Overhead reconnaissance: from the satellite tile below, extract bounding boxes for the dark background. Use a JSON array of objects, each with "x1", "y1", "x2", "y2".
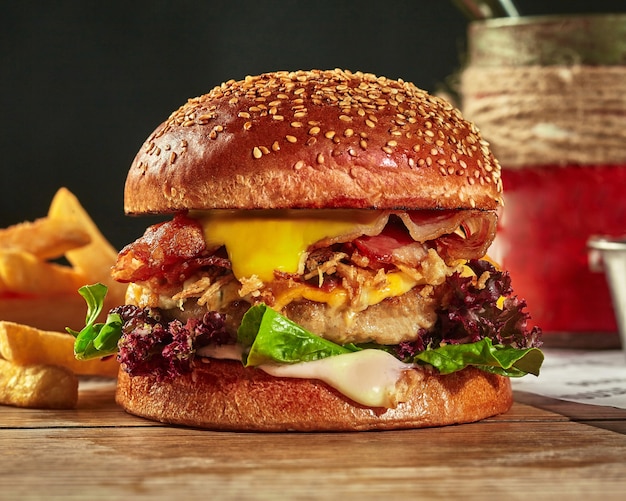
[{"x1": 2, "y1": 0, "x2": 625, "y2": 249}]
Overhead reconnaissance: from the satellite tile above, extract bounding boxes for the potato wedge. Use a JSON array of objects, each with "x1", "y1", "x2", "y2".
[
  {"x1": 0, "y1": 249, "x2": 87, "y2": 295},
  {"x1": 0, "y1": 217, "x2": 91, "y2": 260},
  {"x1": 0, "y1": 358, "x2": 78, "y2": 409},
  {"x1": 47, "y1": 187, "x2": 127, "y2": 304},
  {"x1": 0, "y1": 321, "x2": 119, "y2": 377}
]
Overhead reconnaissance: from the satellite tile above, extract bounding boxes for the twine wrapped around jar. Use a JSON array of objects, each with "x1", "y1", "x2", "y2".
[{"x1": 462, "y1": 64, "x2": 626, "y2": 167}]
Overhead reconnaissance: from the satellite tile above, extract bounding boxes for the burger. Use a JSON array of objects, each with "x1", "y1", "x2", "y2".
[{"x1": 70, "y1": 69, "x2": 543, "y2": 431}]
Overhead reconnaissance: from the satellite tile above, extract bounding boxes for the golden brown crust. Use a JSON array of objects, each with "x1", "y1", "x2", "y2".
[
  {"x1": 115, "y1": 359, "x2": 512, "y2": 431},
  {"x1": 125, "y1": 69, "x2": 503, "y2": 215}
]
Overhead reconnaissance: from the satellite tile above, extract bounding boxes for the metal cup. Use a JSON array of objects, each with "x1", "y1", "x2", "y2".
[{"x1": 588, "y1": 236, "x2": 626, "y2": 356}]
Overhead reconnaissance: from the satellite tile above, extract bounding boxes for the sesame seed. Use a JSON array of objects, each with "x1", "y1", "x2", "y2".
[
  {"x1": 252, "y1": 147, "x2": 262, "y2": 159},
  {"x1": 344, "y1": 128, "x2": 354, "y2": 137},
  {"x1": 325, "y1": 131, "x2": 336, "y2": 139},
  {"x1": 309, "y1": 126, "x2": 321, "y2": 135},
  {"x1": 316, "y1": 153, "x2": 325, "y2": 164},
  {"x1": 291, "y1": 121, "x2": 304, "y2": 128},
  {"x1": 339, "y1": 115, "x2": 352, "y2": 122},
  {"x1": 294, "y1": 160, "x2": 306, "y2": 170},
  {"x1": 365, "y1": 119, "x2": 376, "y2": 128},
  {"x1": 272, "y1": 141, "x2": 280, "y2": 151},
  {"x1": 169, "y1": 152, "x2": 177, "y2": 164},
  {"x1": 286, "y1": 135, "x2": 297, "y2": 143}
]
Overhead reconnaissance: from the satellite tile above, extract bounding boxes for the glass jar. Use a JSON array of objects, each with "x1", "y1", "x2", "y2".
[{"x1": 461, "y1": 14, "x2": 626, "y2": 340}]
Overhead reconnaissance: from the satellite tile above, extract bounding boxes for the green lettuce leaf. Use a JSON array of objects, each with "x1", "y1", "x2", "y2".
[
  {"x1": 67, "y1": 283, "x2": 123, "y2": 360},
  {"x1": 237, "y1": 304, "x2": 543, "y2": 377},
  {"x1": 413, "y1": 338, "x2": 544, "y2": 377},
  {"x1": 238, "y1": 304, "x2": 358, "y2": 366}
]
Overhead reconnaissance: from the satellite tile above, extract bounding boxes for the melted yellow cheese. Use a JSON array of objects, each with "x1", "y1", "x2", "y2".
[
  {"x1": 272, "y1": 271, "x2": 419, "y2": 311},
  {"x1": 197, "y1": 210, "x2": 383, "y2": 282}
]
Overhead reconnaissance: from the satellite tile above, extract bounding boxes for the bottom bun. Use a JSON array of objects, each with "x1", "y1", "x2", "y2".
[{"x1": 115, "y1": 359, "x2": 513, "y2": 431}]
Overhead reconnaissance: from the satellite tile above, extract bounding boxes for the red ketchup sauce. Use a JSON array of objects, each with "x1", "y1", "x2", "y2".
[{"x1": 495, "y1": 165, "x2": 626, "y2": 334}]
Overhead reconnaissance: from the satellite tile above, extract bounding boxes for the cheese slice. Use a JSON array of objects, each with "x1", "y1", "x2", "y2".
[
  {"x1": 197, "y1": 210, "x2": 384, "y2": 282},
  {"x1": 260, "y1": 349, "x2": 414, "y2": 407},
  {"x1": 195, "y1": 345, "x2": 414, "y2": 408}
]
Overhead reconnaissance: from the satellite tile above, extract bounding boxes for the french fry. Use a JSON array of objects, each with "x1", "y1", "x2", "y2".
[
  {"x1": 0, "y1": 294, "x2": 93, "y2": 335},
  {"x1": 0, "y1": 358, "x2": 78, "y2": 409},
  {"x1": 47, "y1": 187, "x2": 127, "y2": 304},
  {"x1": 0, "y1": 249, "x2": 87, "y2": 296},
  {"x1": 0, "y1": 320, "x2": 119, "y2": 378},
  {"x1": 0, "y1": 217, "x2": 90, "y2": 260}
]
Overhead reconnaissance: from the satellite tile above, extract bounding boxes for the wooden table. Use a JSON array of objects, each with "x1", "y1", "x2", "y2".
[{"x1": 2, "y1": 378, "x2": 626, "y2": 500}]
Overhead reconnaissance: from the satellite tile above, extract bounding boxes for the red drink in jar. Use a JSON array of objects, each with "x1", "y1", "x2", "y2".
[{"x1": 495, "y1": 165, "x2": 626, "y2": 334}]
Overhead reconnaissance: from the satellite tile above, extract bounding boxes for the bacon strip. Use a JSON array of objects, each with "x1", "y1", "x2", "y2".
[
  {"x1": 321, "y1": 209, "x2": 497, "y2": 262},
  {"x1": 111, "y1": 214, "x2": 229, "y2": 284}
]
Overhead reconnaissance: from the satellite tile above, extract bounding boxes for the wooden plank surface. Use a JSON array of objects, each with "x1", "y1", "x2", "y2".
[{"x1": 2, "y1": 383, "x2": 626, "y2": 499}]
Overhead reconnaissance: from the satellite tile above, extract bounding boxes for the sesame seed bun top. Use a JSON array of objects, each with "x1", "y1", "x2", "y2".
[{"x1": 124, "y1": 69, "x2": 503, "y2": 214}]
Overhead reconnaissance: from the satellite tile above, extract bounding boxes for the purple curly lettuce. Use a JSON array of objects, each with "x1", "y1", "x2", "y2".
[
  {"x1": 113, "y1": 305, "x2": 231, "y2": 380},
  {"x1": 396, "y1": 259, "x2": 542, "y2": 361}
]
